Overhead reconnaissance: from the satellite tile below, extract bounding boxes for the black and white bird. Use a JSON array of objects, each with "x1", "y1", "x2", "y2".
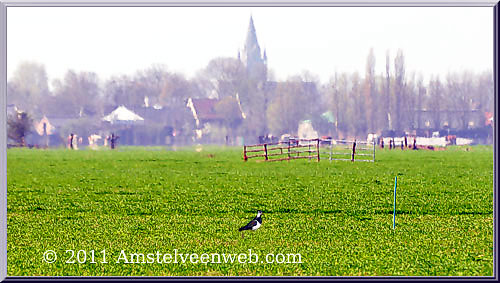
[{"x1": 239, "y1": 210, "x2": 263, "y2": 235}]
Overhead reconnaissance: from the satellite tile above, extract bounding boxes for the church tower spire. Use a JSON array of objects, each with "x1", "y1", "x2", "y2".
[{"x1": 242, "y1": 15, "x2": 264, "y2": 74}]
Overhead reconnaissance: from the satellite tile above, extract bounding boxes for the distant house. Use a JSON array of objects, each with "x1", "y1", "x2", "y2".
[
  {"x1": 186, "y1": 98, "x2": 231, "y2": 141},
  {"x1": 134, "y1": 106, "x2": 170, "y2": 126},
  {"x1": 33, "y1": 115, "x2": 81, "y2": 135},
  {"x1": 102, "y1": 105, "x2": 144, "y2": 125},
  {"x1": 27, "y1": 115, "x2": 80, "y2": 147},
  {"x1": 186, "y1": 98, "x2": 224, "y2": 128},
  {"x1": 44, "y1": 115, "x2": 81, "y2": 131},
  {"x1": 34, "y1": 115, "x2": 56, "y2": 136}
]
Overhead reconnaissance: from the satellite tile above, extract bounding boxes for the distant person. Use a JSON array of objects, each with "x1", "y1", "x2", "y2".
[
  {"x1": 413, "y1": 138, "x2": 417, "y2": 150},
  {"x1": 404, "y1": 136, "x2": 408, "y2": 148},
  {"x1": 110, "y1": 133, "x2": 119, "y2": 149},
  {"x1": 389, "y1": 139, "x2": 393, "y2": 150},
  {"x1": 73, "y1": 135, "x2": 79, "y2": 150},
  {"x1": 380, "y1": 138, "x2": 384, "y2": 149},
  {"x1": 172, "y1": 129, "x2": 177, "y2": 146},
  {"x1": 68, "y1": 133, "x2": 74, "y2": 150},
  {"x1": 351, "y1": 140, "x2": 357, "y2": 162}
]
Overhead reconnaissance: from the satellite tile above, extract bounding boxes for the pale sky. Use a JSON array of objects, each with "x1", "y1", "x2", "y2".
[{"x1": 7, "y1": 6, "x2": 494, "y2": 86}]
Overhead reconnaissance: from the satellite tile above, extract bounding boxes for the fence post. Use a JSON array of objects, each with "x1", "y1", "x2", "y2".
[
  {"x1": 373, "y1": 140, "x2": 375, "y2": 162},
  {"x1": 351, "y1": 140, "x2": 357, "y2": 162},
  {"x1": 264, "y1": 144, "x2": 268, "y2": 161},
  {"x1": 308, "y1": 141, "x2": 311, "y2": 161},
  {"x1": 330, "y1": 139, "x2": 333, "y2": 162},
  {"x1": 287, "y1": 139, "x2": 291, "y2": 161},
  {"x1": 296, "y1": 139, "x2": 299, "y2": 157},
  {"x1": 316, "y1": 138, "x2": 320, "y2": 162},
  {"x1": 244, "y1": 145, "x2": 248, "y2": 161}
]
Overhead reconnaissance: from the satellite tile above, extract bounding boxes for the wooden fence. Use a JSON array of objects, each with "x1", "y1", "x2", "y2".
[
  {"x1": 244, "y1": 138, "x2": 320, "y2": 162},
  {"x1": 243, "y1": 138, "x2": 375, "y2": 162}
]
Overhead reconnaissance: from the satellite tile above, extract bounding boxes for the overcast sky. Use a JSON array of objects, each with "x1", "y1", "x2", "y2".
[{"x1": 7, "y1": 6, "x2": 494, "y2": 86}]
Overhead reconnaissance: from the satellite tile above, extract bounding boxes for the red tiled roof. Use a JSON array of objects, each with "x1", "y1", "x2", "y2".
[{"x1": 192, "y1": 98, "x2": 223, "y2": 121}]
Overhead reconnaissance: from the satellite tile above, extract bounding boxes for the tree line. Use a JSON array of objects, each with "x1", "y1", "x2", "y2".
[
  {"x1": 7, "y1": 48, "x2": 494, "y2": 145},
  {"x1": 320, "y1": 49, "x2": 494, "y2": 139}
]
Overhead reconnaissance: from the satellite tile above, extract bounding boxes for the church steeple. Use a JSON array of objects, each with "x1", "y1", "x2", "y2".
[
  {"x1": 242, "y1": 16, "x2": 264, "y2": 73},
  {"x1": 246, "y1": 16, "x2": 258, "y2": 47}
]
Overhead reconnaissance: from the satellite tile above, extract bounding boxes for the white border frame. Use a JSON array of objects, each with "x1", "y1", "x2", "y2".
[{"x1": 0, "y1": 0, "x2": 497, "y2": 280}]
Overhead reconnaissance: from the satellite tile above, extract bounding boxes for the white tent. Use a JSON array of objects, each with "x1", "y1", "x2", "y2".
[
  {"x1": 102, "y1": 106, "x2": 144, "y2": 125},
  {"x1": 298, "y1": 120, "x2": 318, "y2": 141}
]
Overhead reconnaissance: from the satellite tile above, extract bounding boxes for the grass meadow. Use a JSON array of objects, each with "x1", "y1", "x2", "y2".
[{"x1": 6, "y1": 145, "x2": 494, "y2": 276}]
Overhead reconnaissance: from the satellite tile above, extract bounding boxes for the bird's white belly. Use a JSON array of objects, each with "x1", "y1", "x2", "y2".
[{"x1": 252, "y1": 221, "x2": 261, "y2": 230}]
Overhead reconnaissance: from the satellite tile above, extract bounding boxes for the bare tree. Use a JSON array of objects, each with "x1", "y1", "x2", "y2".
[
  {"x1": 159, "y1": 73, "x2": 191, "y2": 107},
  {"x1": 330, "y1": 73, "x2": 341, "y2": 137},
  {"x1": 7, "y1": 111, "x2": 33, "y2": 146},
  {"x1": 394, "y1": 49, "x2": 406, "y2": 132},
  {"x1": 266, "y1": 80, "x2": 309, "y2": 136},
  {"x1": 445, "y1": 72, "x2": 475, "y2": 130},
  {"x1": 416, "y1": 75, "x2": 426, "y2": 129},
  {"x1": 8, "y1": 61, "x2": 50, "y2": 116},
  {"x1": 404, "y1": 72, "x2": 417, "y2": 131},
  {"x1": 428, "y1": 76, "x2": 443, "y2": 129},
  {"x1": 199, "y1": 57, "x2": 246, "y2": 99},
  {"x1": 477, "y1": 71, "x2": 494, "y2": 116},
  {"x1": 364, "y1": 48, "x2": 377, "y2": 133},
  {"x1": 51, "y1": 70, "x2": 101, "y2": 117},
  {"x1": 137, "y1": 64, "x2": 171, "y2": 106},
  {"x1": 384, "y1": 50, "x2": 391, "y2": 130},
  {"x1": 350, "y1": 72, "x2": 366, "y2": 138},
  {"x1": 335, "y1": 73, "x2": 351, "y2": 138}
]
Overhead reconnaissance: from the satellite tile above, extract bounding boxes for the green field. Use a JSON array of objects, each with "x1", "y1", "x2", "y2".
[{"x1": 6, "y1": 146, "x2": 494, "y2": 276}]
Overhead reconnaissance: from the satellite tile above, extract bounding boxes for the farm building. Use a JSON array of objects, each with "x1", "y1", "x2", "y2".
[
  {"x1": 186, "y1": 98, "x2": 224, "y2": 129},
  {"x1": 25, "y1": 115, "x2": 81, "y2": 147},
  {"x1": 102, "y1": 105, "x2": 144, "y2": 125},
  {"x1": 101, "y1": 104, "x2": 188, "y2": 146},
  {"x1": 34, "y1": 115, "x2": 56, "y2": 136}
]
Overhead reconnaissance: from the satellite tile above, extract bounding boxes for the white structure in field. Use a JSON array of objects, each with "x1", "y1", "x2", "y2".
[
  {"x1": 102, "y1": 105, "x2": 144, "y2": 125},
  {"x1": 298, "y1": 120, "x2": 318, "y2": 140},
  {"x1": 456, "y1": 138, "x2": 474, "y2": 146},
  {"x1": 367, "y1": 133, "x2": 378, "y2": 143}
]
